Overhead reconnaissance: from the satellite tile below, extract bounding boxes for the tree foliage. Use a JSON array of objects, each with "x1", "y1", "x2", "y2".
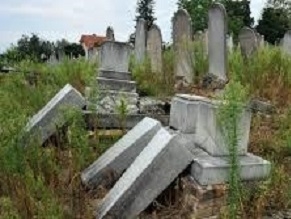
[
  {"x1": 136, "y1": 0, "x2": 156, "y2": 30},
  {"x1": 256, "y1": 0, "x2": 291, "y2": 44},
  {"x1": 177, "y1": 0, "x2": 254, "y2": 39},
  {"x1": 1, "y1": 34, "x2": 85, "y2": 64}
]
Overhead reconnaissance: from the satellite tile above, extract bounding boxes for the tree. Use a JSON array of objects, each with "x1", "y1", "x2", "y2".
[
  {"x1": 15, "y1": 34, "x2": 53, "y2": 62},
  {"x1": 177, "y1": 0, "x2": 254, "y2": 40},
  {"x1": 1, "y1": 34, "x2": 85, "y2": 64},
  {"x1": 136, "y1": 0, "x2": 156, "y2": 30},
  {"x1": 256, "y1": 6, "x2": 290, "y2": 44}
]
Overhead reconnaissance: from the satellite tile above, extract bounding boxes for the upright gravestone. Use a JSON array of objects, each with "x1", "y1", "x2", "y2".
[
  {"x1": 283, "y1": 30, "x2": 291, "y2": 55},
  {"x1": 135, "y1": 18, "x2": 146, "y2": 63},
  {"x1": 239, "y1": 27, "x2": 258, "y2": 59},
  {"x1": 146, "y1": 24, "x2": 163, "y2": 73},
  {"x1": 208, "y1": 3, "x2": 228, "y2": 81},
  {"x1": 96, "y1": 41, "x2": 139, "y2": 114},
  {"x1": 106, "y1": 26, "x2": 115, "y2": 41},
  {"x1": 173, "y1": 9, "x2": 193, "y2": 84}
]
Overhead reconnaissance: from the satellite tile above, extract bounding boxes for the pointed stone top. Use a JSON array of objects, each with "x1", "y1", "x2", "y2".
[
  {"x1": 210, "y1": 2, "x2": 227, "y2": 15},
  {"x1": 174, "y1": 8, "x2": 191, "y2": 20}
]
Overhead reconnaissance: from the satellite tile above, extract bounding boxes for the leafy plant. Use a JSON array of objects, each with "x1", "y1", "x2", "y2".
[{"x1": 217, "y1": 80, "x2": 249, "y2": 218}]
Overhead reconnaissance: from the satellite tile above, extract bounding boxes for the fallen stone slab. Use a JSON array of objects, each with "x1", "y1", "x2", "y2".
[
  {"x1": 81, "y1": 117, "x2": 162, "y2": 188},
  {"x1": 191, "y1": 153, "x2": 271, "y2": 186},
  {"x1": 22, "y1": 84, "x2": 86, "y2": 146},
  {"x1": 97, "y1": 77, "x2": 136, "y2": 92},
  {"x1": 96, "y1": 128, "x2": 193, "y2": 219},
  {"x1": 83, "y1": 111, "x2": 170, "y2": 129}
]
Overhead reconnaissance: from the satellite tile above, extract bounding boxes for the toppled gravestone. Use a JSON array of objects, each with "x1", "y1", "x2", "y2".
[
  {"x1": 97, "y1": 128, "x2": 194, "y2": 219},
  {"x1": 82, "y1": 93, "x2": 271, "y2": 219},
  {"x1": 22, "y1": 84, "x2": 86, "y2": 146},
  {"x1": 170, "y1": 94, "x2": 251, "y2": 156},
  {"x1": 81, "y1": 117, "x2": 162, "y2": 188},
  {"x1": 170, "y1": 94, "x2": 271, "y2": 185}
]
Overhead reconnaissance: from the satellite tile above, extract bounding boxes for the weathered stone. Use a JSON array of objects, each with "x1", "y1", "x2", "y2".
[
  {"x1": 83, "y1": 111, "x2": 170, "y2": 129},
  {"x1": 170, "y1": 94, "x2": 251, "y2": 156},
  {"x1": 173, "y1": 9, "x2": 193, "y2": 84},
  {"x1": 106, "y1": 26, "x2": 115, "y2": 41},
  {"x1": 23, "y1": 84, "x2": 86, "y2": 146},
  {"x1": 208, "y1": 3, "x2": 228, "y2": 81},
  {"x1": 98, "y1": 69, "x2": 131, "y2": 81},
  {"x1": 139, "y1": 97, "x2": 168, "y2": 115},
  {"x1": 97, "y1": 90, "x2": 139, "y2": 114},
  {"x1": 96, "y1": 129, "x2": 193, "y2": 219},
  {"x1": 147, "y1": 24, "x2": 163, "y2": 73},
  {"x1": 239, "y1": 27, "x2": 258, "y2": 59},
  {"x1": 98, "y1": 41, "x2": 132, "y2": 72},
  {"x1": 283, "y1": 30, "x2": 291, "y2": 55},
  {"x1": 81, "y1": 117, "x2": 162, "y2": 188},
  {"x1": 249, "y1": 99, "x2": 275, "y2": 114},
  {"x1": 135, "y1": 18, "x2": 146, "y2": 63},
  {"x1": 191, "y1": 153, "x2": 271, "y2": 186},
  {"x1": 97, "y1": 77, "x2": 137, "y2": 92}
]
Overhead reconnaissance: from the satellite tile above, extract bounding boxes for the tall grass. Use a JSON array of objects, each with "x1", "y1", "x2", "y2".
[{"x1": 0, "y1": 58, "x2": 114, "y2": 218}]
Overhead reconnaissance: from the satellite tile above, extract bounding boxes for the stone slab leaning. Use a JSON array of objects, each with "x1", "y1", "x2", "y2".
[
  {"x1": 81, "y1": 117, "x2": 162, "y2": 188},
  {"x1": 21, "y1": 84, "x2": 86, "y2": 146},
  {"x1": 96, "y1": 128, "x2": 194, "y2": 219}
]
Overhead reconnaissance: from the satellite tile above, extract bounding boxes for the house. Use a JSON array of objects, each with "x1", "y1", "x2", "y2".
[{"x1": 79, "y1": 34, "x2": 107, "y2": 60}]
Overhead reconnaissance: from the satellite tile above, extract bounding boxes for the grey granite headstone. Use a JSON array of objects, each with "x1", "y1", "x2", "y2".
[
  {"x1": 172, "y1": 9, "x2": 194, "y2": 84},
  {"x1": 98, "y1": 41, "x2": 132, "y2": 72},
  {"x1": 96, "y1": 128, "x2": 193, "y2": 219},
  {"x1": 239, "y1": 27, "x2": 258, "y2": 59},
  {"x1": 81, "y1": 117, "x2": 162, "y2": 188},
  {"x1": 208, "y1": 3, "x2": 228, "y2": 81},
  {"x1": 146, "y1": 24, "x2": 163, "y2": 73},
  {"x1": 106, "y1": 26, "x2": 115, "y2": 41},
  {"x1": 23, "y1": 84, "x2": 86, "y2": 146},
  {"x1": 283, "y1": 30, "x2": 291, "y2": 55},
  {"x1": 135, "y1": 18, "x2": 146, "y2": 63}
]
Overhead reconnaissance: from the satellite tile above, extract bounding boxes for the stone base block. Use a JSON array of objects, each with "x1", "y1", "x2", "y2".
[
  {"x1": 98, "y1": 69, "x2": 132, "y2": 81},
  {"x1": 191, "y1": 153, "x2": 271, "y2": 186},
  {"x1": 97, "y1": 77, "x2": 136, "y2": 92},
  {"x1": 97, "y1": 90, "x2": 139, "y2": 114}
]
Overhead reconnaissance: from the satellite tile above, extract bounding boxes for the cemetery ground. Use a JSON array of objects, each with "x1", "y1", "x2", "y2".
[{"x1": 1, "y1": 45, "x2": 291, "y2": 219}]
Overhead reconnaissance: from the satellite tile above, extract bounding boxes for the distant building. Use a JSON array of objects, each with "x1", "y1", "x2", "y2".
[{"x1": 79, "y1": 34, "x2": 107, "y2": 60}]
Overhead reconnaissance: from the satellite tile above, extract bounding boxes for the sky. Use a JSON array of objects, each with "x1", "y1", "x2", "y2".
[{"x1": 0, "y1": 0, "x2": 267, "y2": 52}]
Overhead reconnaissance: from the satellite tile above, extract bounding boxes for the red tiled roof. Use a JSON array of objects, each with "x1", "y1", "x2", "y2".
[{"x1": 80, "y1": 34, "x2": 107, "y2": 48}]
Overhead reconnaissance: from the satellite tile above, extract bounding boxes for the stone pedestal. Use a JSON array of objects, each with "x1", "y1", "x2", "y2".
[
  {"x1": 169, "y1": 94, "x2": 271, "y2": 186},
  {"x1": 170, "y1": 94, "x2": 251, "y2": 156},
  {"x1": 90, "y1": 41, "x2": 139, "y2": 114}
]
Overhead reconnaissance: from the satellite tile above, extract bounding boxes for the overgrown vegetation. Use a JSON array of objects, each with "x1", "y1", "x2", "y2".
[
  {"x1": 217, "y1": 81, "x2": 249, "y2": 218},
  {"x1": 0, "y1": 59, "x2": 117, "y2": 218},
  {"x1": 2, "y1": 42, "x2": 291, "y2": 218},
  {"x1": 131, "y1": 44, "x2": 291, "y2": 218}
]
